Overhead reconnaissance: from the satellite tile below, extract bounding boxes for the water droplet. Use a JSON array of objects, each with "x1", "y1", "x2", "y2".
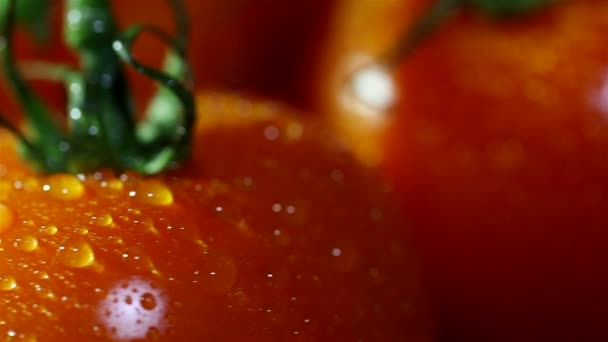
[
  {"x1": 74, "y1": 227, "x2": 89, "y2": 235},
  {"x1": 131, "y1": 180, "x2": 173, "y2": 206},
  {"x1": 285, "y1": 122, "x2": 303, "y2": 141},
  {"x1": 108, "y1": 179, "x2": 124, "y2": 190},
  {"x1": 58, "y1": 239, "x2": 95, "y2": 268},
  {"x1": 36, "y1": 271, "x2": 50, "y2": 280},
  {"x1": 22, "y1": 178, "x2": 40, "y2": 192},
  {"x1": 122, "y1": 246, "x2": 161, "y2": 276},
  {"x1": 13, "y1": 180, "x2": 23, "y2": 190},
  {"x1": 264, "y1": 125, "x2": 280, "y2": 141},
  {"x1": 20, "y1": 333, "x2": 37, "y2": 342},
  {"x1": 96, "y1": 179, "x2": 124, "y2": 198},
  {"x1": 14, "y1": 235, "x2": 38, "y2": 252},
  {"x1": 43, "y1": 174, "x2": 84, "y2": 200},
  {"x1": 110, "y1": 236, "x2": 124, "y2": 245},
  {"x1": 0, "y1": 274, "x2": 17, "y2": 291},
  {"x1": 0, "y1": 204, "x2": 14, "y2": 233},
  {"x1": 0, "y1": 180, "x2": 9, "y2": 199},
  {"x1": 40, "y1": 225, "x2": 58, "y2": 235},
  {"x1": 91, "y1": 213, "x2": 113, "y2": 227},
  {"x1": 272, "y1": 203, "x2": 282, "y2": 213},
  {"x1": 264, "y1": 265, "x2": 290, "y2": 289},
  {"x1": 140, "y1": 293, "x2": 157, "y2": 310},
  {"x1": 193, "y1": 251, "x2": 237, "y2": 294},
  {"x1": 330, "y1": 240, "x2": 358, "y2": 272},
  {"x1": 146, "y1": 326, "x2": 161, "y2": 340}
]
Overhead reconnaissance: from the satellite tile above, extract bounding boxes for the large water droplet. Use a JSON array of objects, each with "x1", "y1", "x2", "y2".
[
  {"x1": 43, "y1": 174, "x2": 85, "y2": 200},
  {"x1": 0, "y1": 203, "x2": 14, "y2": 233},
  {"x1": 131, "y1": 180, "x2": 173, "y2": 206},
  {"x1": 140, "y1": 293, "x2": 157, "y2": 310},
  {"x1": 0, "y1": 274, "x2": 17, "y2": 291},
  {"x1": 58, "y1": 239, "x2": 95, "y2": 268},
  {"x1": 14, "y1": 235, "x2": 38, "y2": 252},
  {"x1": 40, "y1": 225, "x2": 58, "y2": 235},
  {"x1": 95, "y1": 178, "x2": 124, "y2": 198},
  {"x1": 91, "y1": 213, "x2": 113, "y2": 227},
  {"x1": 74, "y1": 227, "x2": 89, "y2": 236}
]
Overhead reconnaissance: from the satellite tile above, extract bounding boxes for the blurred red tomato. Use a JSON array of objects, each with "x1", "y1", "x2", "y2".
[
  {"x1": 388, "y1": 1, "x2": 608, "y2": 341},
  {"x1": 316, "y1": 0, "x2": 608, "y2": 340}
]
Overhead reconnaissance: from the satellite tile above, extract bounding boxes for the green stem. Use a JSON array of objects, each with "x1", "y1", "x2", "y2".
[
  {"x1": 0, "y1": 0, "x2": 67, "y2": 172},
  {"x1": 0, "y1": 0, "x2": 195, "y2": 174},
  {"x1": 138, "y1": 0, "x2": 192, "y2": 148},
  {"x1": 113, "y1": 24, "x2": 195, "y2": 174},
  {"x1": 383, "y1": 0, "x2": 559, "y2": 68},
  {"x1": 382, "y1": 0, "x2": 460, "y2": 68}
]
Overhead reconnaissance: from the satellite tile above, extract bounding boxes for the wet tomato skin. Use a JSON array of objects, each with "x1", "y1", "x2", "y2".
[
  {"x1": 312, "y1": 0, "x2": 608, "y2": 340},
  {"x1": 0, "y1": 94, "x2": 431, "y2": 341}
]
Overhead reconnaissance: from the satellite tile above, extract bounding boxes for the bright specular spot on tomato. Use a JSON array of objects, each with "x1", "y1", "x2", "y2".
[
  {"x1": 349, "y1": 63, "x2": 397, "y2": 112},
  {"x1": 99, "y1": 277, "x2": 168, "y2": 340}
]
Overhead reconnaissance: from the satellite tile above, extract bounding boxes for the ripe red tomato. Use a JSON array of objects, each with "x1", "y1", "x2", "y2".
[
  {"x1": 390, "y1": 2, "x2": 608, "y2": 340},
  {"x1": 317, "y1": 0, "x2": 608, "y2": 340},
  {"x1": 0, "y1": 93, "x2": 432, "y2": 340}
]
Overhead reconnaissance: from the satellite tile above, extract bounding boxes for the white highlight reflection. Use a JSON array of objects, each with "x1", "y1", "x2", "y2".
[
  {"x1": 351, "y1": 64, "x2": 396, "y2": 110},
  {"x1": 340, "y1": 54, "x2": 397, "y2": 122},
  {"x1": 98, "y1": 277, "x2": 169, "y2": 341}
]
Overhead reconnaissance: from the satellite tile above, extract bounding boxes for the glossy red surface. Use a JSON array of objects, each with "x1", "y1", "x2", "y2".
[
  {"x1": 0, "y1": 94, "x2": 431, "y2": 341},
  {"x1": 388, "y1": 1, "x2": 608, "y2": 340}
]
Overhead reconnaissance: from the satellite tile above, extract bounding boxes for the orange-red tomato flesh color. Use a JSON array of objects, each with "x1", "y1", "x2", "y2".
[{"x1": 0, "y1": 94, "x2": 431, "y2": 341}]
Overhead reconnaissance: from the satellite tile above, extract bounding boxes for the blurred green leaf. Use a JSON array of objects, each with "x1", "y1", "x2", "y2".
[
  {"x1": 471, "y1": 0, "x2": 556, "y2": 16},
  {"x1": 0, "y1": 0, "x2": 54, "y2": 43}
]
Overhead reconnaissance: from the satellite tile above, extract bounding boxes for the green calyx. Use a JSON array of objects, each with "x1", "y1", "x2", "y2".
[
  {"x1": 471, "y1": 0, "x2": 556, "y2": 16},
  {"x1": 384, "y1": 0, "x2": 558, "y2": 67},
  {"x1": 0, "y1": 0, "x2": 195, "y2": 175}
]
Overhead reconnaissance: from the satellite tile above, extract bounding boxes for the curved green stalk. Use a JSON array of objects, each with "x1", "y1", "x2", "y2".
[
  {"x1": 472, "y1": 0, "x2": 557, "y2": 16},
  {"x1": 113, "y1": 24, "x2": 194, "y2": 173},
  {"x1": 382, "y1": 0, "x2": 559, "y2": 67},
  {"x1": 138, "y1": 0, "x2": 193, "y2": 148},
  {"x1": 383, "y1": 0, "x2": 460, "y2": 68},
  {"x1": 0, "y1": 0, "x2": 67, "y2": 172},
  {"x1": 0, "y1": 0, "x2": 195, "y2": 175},
  {"x1": 0, "y1": 0, "x2": 55, "y2": 43}
]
